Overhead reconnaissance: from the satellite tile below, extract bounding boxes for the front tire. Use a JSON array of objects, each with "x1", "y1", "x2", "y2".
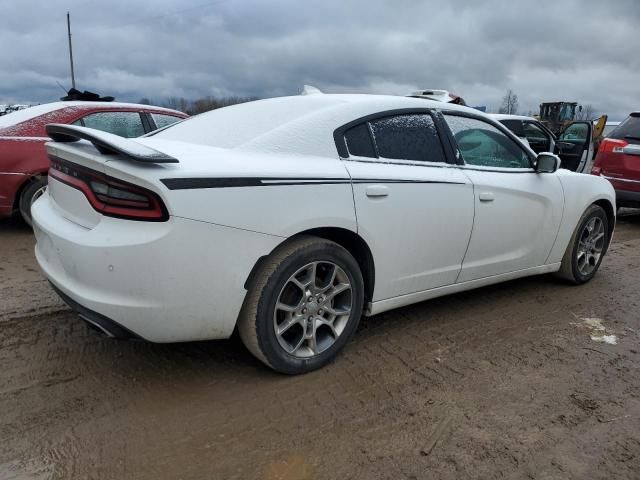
[
  {"x1": 19, "y1": 176, "x2": 47, "y2": 228},
  {"x1": 238, "y1": 236, "x2": 364, "y2": 374},
  {"x1": 556, "y1": 205, "x2": 609, "y2": 284}
]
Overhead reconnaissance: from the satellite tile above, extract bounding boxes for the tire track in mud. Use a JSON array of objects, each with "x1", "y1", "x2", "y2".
[{"x1": 1, "y1": 214, "x2": 640, "y2": 479}]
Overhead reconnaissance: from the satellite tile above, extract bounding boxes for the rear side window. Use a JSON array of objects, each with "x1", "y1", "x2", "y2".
[
  {"x1": 609, "y1": 114, "x2": 640, "y2": 145},
  {"x1": 151, "y1": 113, "x2": 183, "y2": 130},
  {"x1": 75, "y1": 111, "x2": 145, "y2": 138},
  {"x1": 344, "y1": 123, "x2": 376, "y2": 158},
  {"x1": 369, "y1": 114, "x2": 445, "y2": 163}
]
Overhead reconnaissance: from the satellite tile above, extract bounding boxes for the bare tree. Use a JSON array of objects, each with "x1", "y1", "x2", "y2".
[
  {"x1": 162, "y1": 97, "x2": 191, "y2": 113},
  {"x1": 498, "y1": 89, "x2": 519, "y2": 115},
  {"x1": 575, "y1": 104, "x2": 597, "y2": 121}
]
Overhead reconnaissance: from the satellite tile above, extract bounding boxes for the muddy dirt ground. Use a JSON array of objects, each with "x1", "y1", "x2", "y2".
[{"x1": 1, "y1": 213, "x2": 640, "y2": 480}]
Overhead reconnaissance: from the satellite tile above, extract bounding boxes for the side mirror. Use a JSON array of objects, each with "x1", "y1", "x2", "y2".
[{"x1": 536, "y1": 153, "x2": 561, "y2": 173}]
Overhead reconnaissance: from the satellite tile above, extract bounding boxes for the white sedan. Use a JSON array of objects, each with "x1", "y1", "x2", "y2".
[{"x1": 32, "y1": 89, "x2": 615, "y2": 374}]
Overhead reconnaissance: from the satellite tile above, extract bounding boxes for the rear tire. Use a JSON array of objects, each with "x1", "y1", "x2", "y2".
[
  {"x1": 238, "y1": 236, "x2": 364, "y2": 374},
  {"x1": 19, "y1": 176, "x2": 47, "y2": 228},
  {"x1": 555, "y1": 205, "x2": 609, "y2": 284}
]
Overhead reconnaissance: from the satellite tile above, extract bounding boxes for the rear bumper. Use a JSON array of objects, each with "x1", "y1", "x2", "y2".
[
  {"x1": 32, "y1": 191, "x2": 282, "y2": 342},
  {"x1": 51, "y1": 282, "x2": 143, "y2": 340}
]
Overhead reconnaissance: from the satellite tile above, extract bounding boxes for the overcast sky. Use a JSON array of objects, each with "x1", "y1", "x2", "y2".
[{"x1": 1, "y1": 0, "x2": 638, "y2": 119}]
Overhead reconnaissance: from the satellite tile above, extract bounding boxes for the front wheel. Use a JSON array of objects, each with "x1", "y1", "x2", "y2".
[
  {"x1": 556, "y1": 205, "x2": 609, "y2": 284},
  {"x1": 238, "y1": 236, "x2": 364, "y2": 374},
  {"x1": 19, "y1": 176, "x2": 48, "y2": 228}
]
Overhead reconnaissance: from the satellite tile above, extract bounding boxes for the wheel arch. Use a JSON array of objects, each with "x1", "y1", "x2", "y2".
[
  {"x1": 593, "y1": 198, "x2": 615, "y2": 253},
  {"x1": 12, "y1": 171, "x2": 47, "y2": 212},
  {"x1": 244, "y1": 227, "x2": 376, "y2": 305}
]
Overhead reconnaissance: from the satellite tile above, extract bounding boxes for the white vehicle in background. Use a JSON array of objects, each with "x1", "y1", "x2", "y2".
[
  {"x1": 32, "y1": 89, "x2": 615, "y2": 374},
  {"x1": 603, "y1": 121, "x2": 620, "y2": 137},
  {"x1": 489, "y1": 114, "x2": 557, "y2": 154}
]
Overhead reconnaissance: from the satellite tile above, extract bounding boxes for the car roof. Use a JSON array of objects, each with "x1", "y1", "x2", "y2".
[
  {"x1": 0, "y1": 101, "x2": 184, "y2": 129},
  {"x1": 152, "y1": 93, "x2": 477, "y2": 158},
  {"x1": 488, "y1": 113, "x2": 537, "y2": 121}
]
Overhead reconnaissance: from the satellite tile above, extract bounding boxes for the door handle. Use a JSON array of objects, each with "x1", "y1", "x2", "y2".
[
  {"x1": 366, "y1": 185, "x2": 389, "y2": 197},
  {"x1": 479, "y1": 192, "x2": 494, "y2": 202}
]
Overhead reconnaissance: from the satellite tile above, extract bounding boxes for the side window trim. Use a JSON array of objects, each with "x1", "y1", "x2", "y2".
[
  {"x1": 333, "y1": 108, "x2": 457, "y2": 165},
  {"x1": 439, "y1": 110, "x2": 536, "y2": 171}
]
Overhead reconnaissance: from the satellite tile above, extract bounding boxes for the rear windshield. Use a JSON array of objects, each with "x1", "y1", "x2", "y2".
[
  {"x1": 151, "y1": 96, "x2": 341, "y2": 148},
  {"x1": 609, "y1": 114, "x2": 640, "y2": 144}
]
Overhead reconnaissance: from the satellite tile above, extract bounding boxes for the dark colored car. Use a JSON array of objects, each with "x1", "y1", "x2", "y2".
[
  {"x1": 0, "y1": 101, "x2": 187, "y2": 225},
  {"x1": 591, "y1": 112, "x2": 640, "y2": 208}
]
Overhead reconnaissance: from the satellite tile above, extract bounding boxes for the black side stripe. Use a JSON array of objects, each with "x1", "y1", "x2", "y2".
[{"x1": 160, "y1": 177, "x2": 464, "y2": 190}]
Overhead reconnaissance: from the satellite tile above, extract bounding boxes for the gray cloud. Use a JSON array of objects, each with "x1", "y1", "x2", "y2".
[{"x1": 0, "y1": 0, "x2": 638, "y2": 119}]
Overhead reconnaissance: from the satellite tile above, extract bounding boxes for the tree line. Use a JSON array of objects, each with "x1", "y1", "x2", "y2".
[
  {"x1": 497, "y1": 89, "x2": 598, "y2": 120},
  {"x1": 138, "y1": 95, "x2": 259, "y2": 115}
]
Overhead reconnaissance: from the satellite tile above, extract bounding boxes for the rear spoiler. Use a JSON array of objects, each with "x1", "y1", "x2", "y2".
[{"x1": 45, "y1": 124, "x2": 178, "y2": 163}]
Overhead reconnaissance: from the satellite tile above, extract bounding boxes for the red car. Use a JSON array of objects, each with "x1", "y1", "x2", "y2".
[
  {"x1": 591, "y1": 112, "x2": 640, "y2": 208},
  {"x1": 0, "y1": 101, "x2": 187, "y2": 225}
]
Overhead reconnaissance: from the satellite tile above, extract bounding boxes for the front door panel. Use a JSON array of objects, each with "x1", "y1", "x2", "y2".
[
  {"x1": 457, "y1": 170, "x2": 564, "y2": 282},
  {"x1": 556, "y1": 121, "x2": 593, "y2": 172}
]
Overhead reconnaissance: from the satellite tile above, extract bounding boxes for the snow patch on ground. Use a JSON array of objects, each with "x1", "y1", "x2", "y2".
[{"x1": 572, "y1": 316, "x2": 618, "y2": 345}]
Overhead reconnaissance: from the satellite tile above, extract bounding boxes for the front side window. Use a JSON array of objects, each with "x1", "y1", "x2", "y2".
[
  {"x1": 369, "y1": 114, "x2": 445, "y2": 163},
  {"x1": 76, "y1": 111, "x2": 145, "y2": 138},
  {"x1": 444, "y1": 114, "x2": 531, "y2": 169},
  {"x1": 559, "y1": 123, "x2": 589, "y2": 142}
]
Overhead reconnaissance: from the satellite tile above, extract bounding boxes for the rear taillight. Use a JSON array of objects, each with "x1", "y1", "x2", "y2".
[
  {"x1": 49, "y1": 157, "x2": 168, "y2": 221},
  {"x1": 591, "y1": 138, "x2": 629, "y2": 175},
  {"x1": 599, "y1": 138, "x2": 628, "y2": 154}
]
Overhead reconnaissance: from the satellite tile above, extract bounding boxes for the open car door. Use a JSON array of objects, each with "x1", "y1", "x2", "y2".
[{"x1": 555, "y1": 121, "x2": 594, "y2": 172}]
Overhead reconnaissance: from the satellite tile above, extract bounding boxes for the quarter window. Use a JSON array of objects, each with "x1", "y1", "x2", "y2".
[
  {"x1": 444, "y1": 115, "x2": 531, "y2": 169},
  {"x1": 344, "y1": 123, "x2": 376, "y2": 158},
  {"x1": 369, "y1": 114, "x2": 445, "y2": 163},
  {"x1": 75, "y1": 111, "x2": 145, "y2": 138}
]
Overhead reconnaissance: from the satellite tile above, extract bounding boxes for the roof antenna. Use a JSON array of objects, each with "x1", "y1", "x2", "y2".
[
  {"x1": 56, "y1": 81, "x2": 69, "y2": 94},
  {"x1": 301, "y1": 85, "x2": 323, "y2": 96},
  {"x1": 67, "y1": 12, "x2": 76, "y2": 89}
]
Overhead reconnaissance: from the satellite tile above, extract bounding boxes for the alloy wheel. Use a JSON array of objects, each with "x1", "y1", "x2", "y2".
[
  {"x1": 576, "y1": 216, "x2": 605, "y2": 276},
  {"x1": 273, "y1": 261, "x2": 353, "y2": 358}
]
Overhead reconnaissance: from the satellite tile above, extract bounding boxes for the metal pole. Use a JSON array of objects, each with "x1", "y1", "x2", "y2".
[{"x1": 67, "y1": 12, "x2": 76, "y2": 89}]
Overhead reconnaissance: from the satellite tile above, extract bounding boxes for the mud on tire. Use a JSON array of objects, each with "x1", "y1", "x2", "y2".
[
  {"x1": 238, "y1": 235, "x2": 364, "y2": 375},
  {"x1": 556, "y1": 204, "x2": 609, "y2": 285}
]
